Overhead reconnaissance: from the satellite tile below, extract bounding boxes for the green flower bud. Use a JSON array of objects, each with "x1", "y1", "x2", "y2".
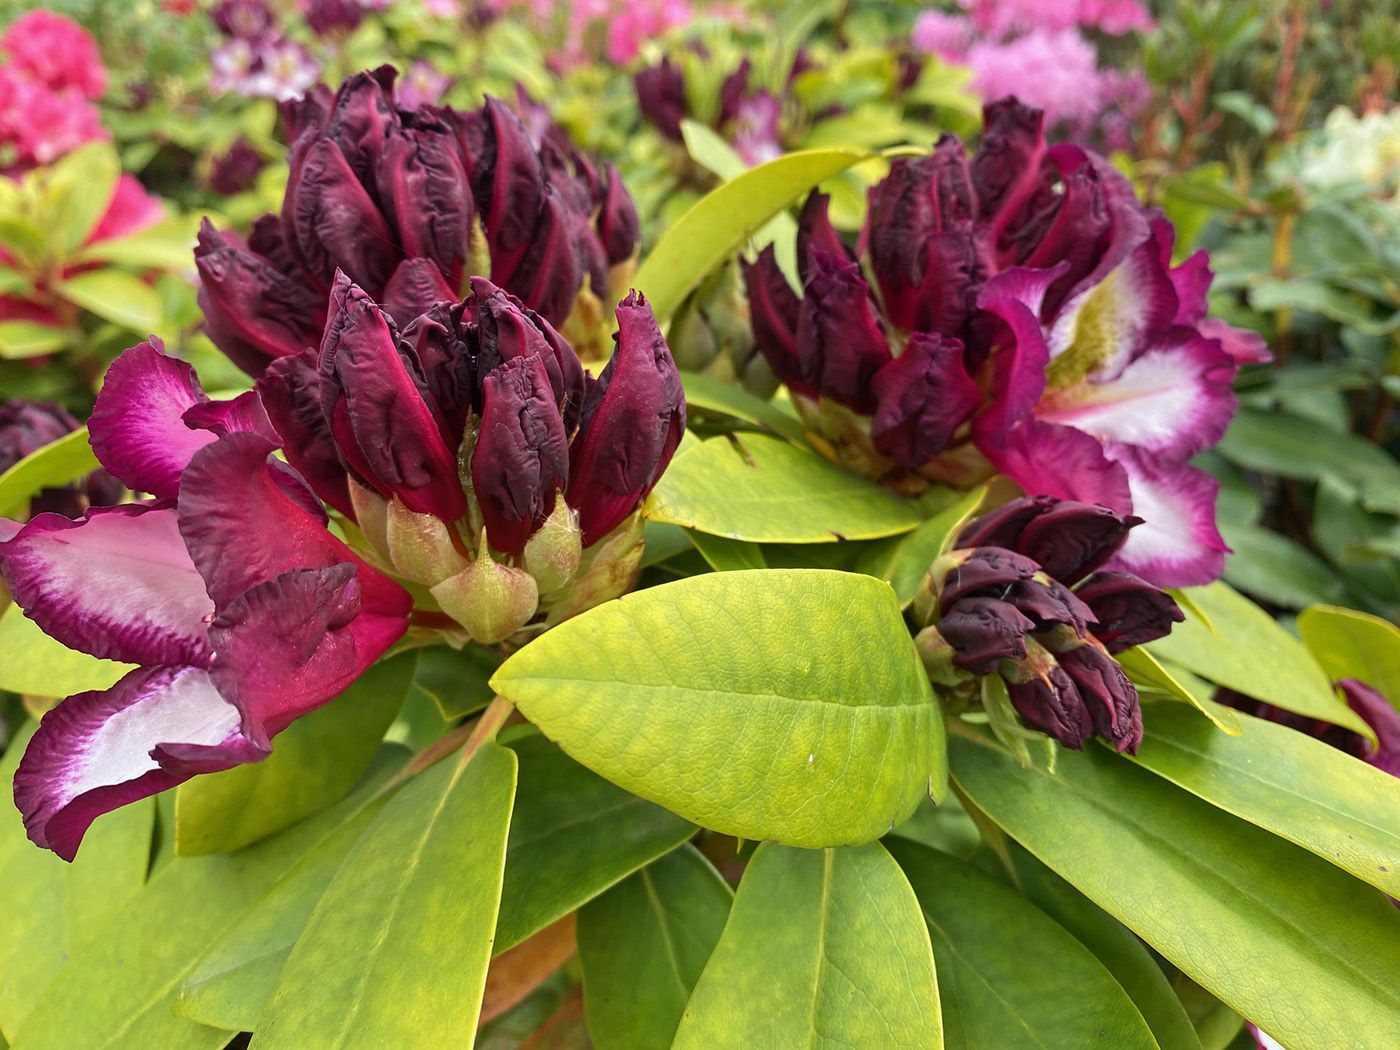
[
  {"x1": 544, "y1": 511, "x2": 645, "y2": 624},
  {"x1": 430, "y1": 541, "x2": 540, "y2": 645},
  {"x1": 523, "y1": 499, "x2": 583, "y2": 598},
  {"x1": 384, "y1": 496, "x2": 470, "y2": 586},
  {"x1": 348, "y1": 478, "x2": 390, "y2": 560}
]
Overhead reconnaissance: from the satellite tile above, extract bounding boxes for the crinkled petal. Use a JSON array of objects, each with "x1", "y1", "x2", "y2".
[
  {"x1": 0, "y1": 503, "x2": 213, "y2": 666},
  {"x1": 1199, "y1": 317, "x2": 1272, "y2": 365},
  {"x1": 208, "y1": 564, "x2": 405, "y2": 746},
  {"x1": 88, "y1": 339, "x2": 214, "y2": 499},
  {"x1": 1102, "y1": 450, "x2": 1228, "y2": 587},
  {"x1": 181, "y1": 390, "x2": 278, "y2": 442},
  {"x1": 177, "y1": 430, "x2": 412, "y2": 629},
  {"x1": 257, "y1": 350, "x2": 354, "y2": 518},
  {"x1": 14, "y1": 666, "x2": 255, "y2": 860},
  {"x1": 1037, "y1": 328, "x2": 1237, "y2": 462}
]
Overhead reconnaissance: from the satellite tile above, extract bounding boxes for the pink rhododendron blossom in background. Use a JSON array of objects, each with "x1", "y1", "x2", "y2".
[
  {"x1": 605, "y1": 0, "x2": 693, "y2": 64},
  {"x1": 0, "y1": 11, "x2": 106, "y2": 99},
  {"x1": 421, "y1": 0, "x2": 461, "y2": 16},
  {"x1": 397, "y1": 60, "x2": 452, "y2": 110},
  {"x1": 961, "y1": 0, "x2": 1153, "y2": 36},
  {"x1": 0, "y1": 69, "x2": 106, "y2": 170},
  {"x1": 965, "y1": 28, "x2": 1103, "y2": 127},
  {"x1": 732, "y1": 93, "x2": 783, "y2": 166},
  {"x1": 912, "y1": 10, "x2": 972, "y2": 59}
]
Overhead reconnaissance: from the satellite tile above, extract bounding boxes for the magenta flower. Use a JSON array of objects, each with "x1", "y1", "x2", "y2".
[
  {"x1": 0, "y1": 11, "x2": 107, "y2": 100},
  {"x1": 744, "y1": 98, "x2": 1268, "y2": 587},
  {"x1": 196, "y1": 69, "x2": 639, "y2": 376},
  {"x1": 0, "y1": 342, "x2": 412, "y2": 861}
]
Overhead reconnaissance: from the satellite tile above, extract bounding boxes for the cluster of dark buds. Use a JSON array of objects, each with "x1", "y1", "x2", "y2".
[
  {"x1": 261, "y1": 273, "x2": 685, "y2": 644},
  {"x1": 912, "y1": 496, "x2": 1184, "y2": 753},
  {"x1": 744, "y1": 97, "x2": 1271, "y2": 587},
  {"x1": 0, "y1": 399, "x2": 120, "y2": 520},
  {"x1": 635, "y1": 55, "x2": 782, "y2": 165},
  {"x1": 196, "y1": 67, "x2": 640, "y2": 376}
]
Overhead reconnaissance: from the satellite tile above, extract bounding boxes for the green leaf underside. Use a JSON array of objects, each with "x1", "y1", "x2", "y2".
[
  {"x1": 887, "y1": 840, "x2": 1158, "y2": 1050},
  {"x1": 1146, "y1": 581, "x2": 1369, "y2": 737},
  {"x1": 951, "y1": 734, "x2": 1400, "y2": 1050},
  {"x1": 174, "y1": 652, "x2": 416, "y2": 855},
  {"x1": 495, "y1": 734, "x2": 696, "y2": 953},
  {"x1": 492, "y1": 569, "x2": 943, "y2": 847},
  {"x1": 673, "y1": 842, "x2": 942, "y2": 1049},
  {"x1": 577, "y1": 845, "x2": 733, "y2": 1050},
  {"x1": 1135, "y1": 704, "x2": 1400, "y2": 897},
  {"x1": 254, "y1": 743, "x2": 516, "y2": 1048},
  {"x1": 647, "y1": 433, "x2": 921, "y2": 543}
]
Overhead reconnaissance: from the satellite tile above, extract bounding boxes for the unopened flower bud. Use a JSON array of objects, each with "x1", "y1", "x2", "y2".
[
  {"x1": 930, "y1": 546, "x2": 1041, "y2": 612},
  {"x1": 1004, "y1": 576, "x2": 1096, "y2": 635},
  {"x1": 384, "y1": 496, "x2": 470, "y2": 585},
  {"x1": 794, "y1": 252, "x2": 890, "y2": 413},
  {"x1": 348, "y1": 478, "x2": 390, "y2": 559},
  {"x1": 430, "y1": 543, "x2": 540, "y2": 644},
  {"x1": 956, "y1": 495, "x2": 1139, "y2": 584},
  {"x1": 1074, "y1": 571, "x2": 1184, "y2": 653},
  {"x1": 938, "y1": 596, "x2": 1034, "y2": 674},
  {"x1": 523, "y1": 498, "x2": 583, "y2": 597},
  {"x1": 1055, "y1": 643, "x2": 1143, "y2": 753},
  {"x1": 870, "y1": 333, "x2": 980, "y2": 468},
  {"x1": 1001, "y1": 639, "x2": 1093, "y2": 750}
]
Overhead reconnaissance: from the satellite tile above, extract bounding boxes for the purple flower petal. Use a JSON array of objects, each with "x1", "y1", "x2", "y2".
[
  {"x1": 0, "y1": 504, "x2": 213, "y2": 666},
  {"x1": 88, "y1": 340, "x2": 216, "y2": 500},
  {"x1": 1103, "y1": 449, "x2": 1228, "y2": 587},
  {"x1": 256, "y1": 350, "x2": 354, "y2": 518},
  {"x1": 14, "y1": 665, "x2": 254, "y2": 861},
  {"x1": 977, "y1": 417, "x2": 1134, "y2": 516}
]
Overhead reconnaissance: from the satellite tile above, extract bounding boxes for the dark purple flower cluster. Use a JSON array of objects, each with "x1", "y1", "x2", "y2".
[
  {"x1": 0, "y1": 400, "x2": 120, "y2": 519},
  {"x1": 914, "y1": 495, "x2": 1184, "y2": 752},
  {"x1": 196, "y1": 68, "x2": 639, "y2": 377},
  {"x1": 744, "y1": 98, "x2": 1272, "y2": 588},
  {"x1": 635, "y1": 55, "x2": 782, "y2": 166}
]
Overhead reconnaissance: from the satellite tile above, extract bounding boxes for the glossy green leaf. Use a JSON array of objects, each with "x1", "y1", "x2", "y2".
[
  {"x1": 10, "y1": 754, "x2": 407, "y2": 1050},
  {"x1": 47, "y1": 143, "x2": 121, "y2": 253},
  {"x1": 63, "y1": 800, "x2": 155, "y2": 957},
  {"x1": 0, "y1": 724, "x2": 69, "y2": 1041},
  {"x1": 411, "y1": 645, "x2": 497, "y2": 719},
  {"x1": 679, "y1": 371, "x2": 805, "y2": 443},
  {"x1": 887, "y1": 840, "x2": 1158, "y2": 1050},
  {"x1": 256, "y1": 742, "x2": 517, "y2": 1048},
  {"x1": 1134, "y1": 703, "x2": 1400, "y2": 896},
  {"x1": 647, "y1": 434, "x2": 921, "y2": 543},
  {"x1": 495, "y1": 734, "x2": 696, "y2": 953},
  {"x1": 951, "y1": 733, "x2": 1400, "y2": 1050},
  {"x1": 1297, "y1": 604, "x2": 1400, "y2": 703},
  {"x1": 175, "y1": 793, "x2": 392, "y2": 1032},
  {"x1": 686, "y1": 529, "x2": 767, "y2": 571},
  {"x1": 1146, "y1": 581, "x2": 1368, "y2": 737},
  {"x1": 0, "y1": 426, "x2": 100, "y2": 518},
  {"x1": 673, "y1": 843, "x2": 941, "y2": 1049},
  {"x1": 174, "y1": 652, "x2": 415, "y2": 855},
  {"x1": 0, "y1": 603, "x2": 132, "y2": 697},
  {"x1": 493, "y1": 569, "x2": 943, "y2": 847},
  {"x1": 854, "y1": 488, "x2": 986, "y2": 605},
  {"x1": 74, "y1": 215, "x2": 199, "y2": 270},
  {"x1": 992, "y1": 842, "x2": 1202, "y2": 1050},
  {"x1": 0, "y1": 320, "x2": 71, "y2": 360},
  {"x1": 52, "y1": 270, "x2": 163, "y2": 333},
  {"x1": 578, "y1": 845, "x2": 733, "y2": 1050},
  {"x1": 635, "y1": 147, "x2": 869, "y2": 322},
  {"x1": 1117, "y1": 646, "x2": 1240, "y2": 734}
]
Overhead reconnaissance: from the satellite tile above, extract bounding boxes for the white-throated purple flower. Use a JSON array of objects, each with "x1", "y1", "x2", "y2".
[
  {"x1": 744, "y1": 97, "x2": 1271, "y2": 587},
  {"x1": 912, "y1": 495, "x2": 1183, "y2": 752},
  {"x1": 0, "y1": 342, "x2": 413, "y2": 861},
  {"x1": 195, "y1": 68, "x2": 640, "y2": 376}
]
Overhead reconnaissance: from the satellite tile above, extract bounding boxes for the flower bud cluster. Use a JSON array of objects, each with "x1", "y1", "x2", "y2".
[
  {"x1": 196, "y1": 68, "x2": 640, "y2": 377},
  {"x1": 913, "y1": 496, "x2": 1183, "y2": 752}
]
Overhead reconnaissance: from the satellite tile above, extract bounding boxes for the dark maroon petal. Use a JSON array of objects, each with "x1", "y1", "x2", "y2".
[
  {"x1": 472, "y1": 276, "x2": 585, "y2": 432},
  {"x1": 1003, "y1": 578, "x2": 1096, "y2": 635},
  {"x1": 1004, "y1": 658, "x2": 1093, "y2": 749},
  {"x1": 495, "y1": 183, "x2": 585, "y2": 325},
  {"x1": 1057, "y1": 645, "x2": 1143, "y2": 753},
  {"x1": 88, "y1": 340, "x2": 215, "y2": 499},
  {"x1": 795, "y1": 252, "x2": 891, "y2": 411},
  {"x1": 195, "y1": 220, "x2": 324, "y2": 376},
  {"x1": 870, "y1": 333, "x2": 980, "y2": 467},
  {"x1": 323, "y1": 66, "x2": 397, "y2": 188},
  {"x1": 742, "y1": 246, "x2": 809, "y2": 396},
  {"x1": 0, "y1": 503, "x2": 214, "y2": 666},
  {"x1": 176, "y1": 430, "x2": 412, "y2": 627},
  {"x1": 568, "y1": 291, "x2": 685, "y2": 546},
  {"x1": 1336, "y1": 679, "x2": 1400, "y2": 777},
  {"x1": 398, "y1": 302, "x2": 475, "y2": 436},
  {"x1": 14, "y1": 665, "x2": 254, "y2": 861},
  {"x1": 376, "y1": 120, "x2": 472, "y2": 292},
  {"x1": 181, "y1": 390, "x2": 278, "y2": 444},
  {"x1": 318, "y1": 274, "x2": 465, "y2": 521},
  {"x1": 257, "y1": 350, "x2": 354, "y2": 517},
  {"x1": 208, "y1": 563, "x2": 405, "y2": 745},
  {"x1": 1018, "y1": 500, "x2": 1139, "y2": 583},
  {"x1": 718, "y1": 58, "x2": 751, "y2": 126},
  {"x1": 381, "y1": 256, "x2": 457, "y2": 327},
  {"x1": 957, "y1": 495, "x2": 1056, "y2": 550},
  {"x1": 597, "y1": 163, "x2": 640, "y2": 266},
  {"x1": 970, "y1": 97, "x2": 1047, "y2": 236},
  {"x1": 635, "y1": 57, "x2": 687, "y2": 140},
  {"x1": 248, "y1": 212, "x2": 301, "y2": 275},
  {"x1": 0, "y1": 399, "x2": 78, "y2": 473},
  {"x1": 1076, "y1": 570, "x2": 1183, "y2": 653},
  {"x1": 474, "y1": 96, "x2": 547, "y2": 281},
  {"x1": 473, "y1": 355, "x2": 571, "y2": 555},
  {"x1": 283, "y1": 138, "x2": 398, "y2": 295},
  {"x1": 907, "y1": 223, "x2": 988, "y2": 339},
  {"x1": 796, "y1": 193, "x2": 850, "y2": 284},
  {"x1": 937, "y1": 546, "x2": 1041, "y2": 611},
  {"x1": 939, "y1": 596, "x2": 1033, "y2": 674}
]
